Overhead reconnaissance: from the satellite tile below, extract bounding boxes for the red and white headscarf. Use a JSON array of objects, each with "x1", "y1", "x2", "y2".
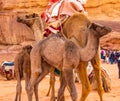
[
  {"x1": 41, "y1": 0, "x2": 88, "y2": 35},
  {"x1": 41, "y1": 0, "x2": 87, "y2": 22}
]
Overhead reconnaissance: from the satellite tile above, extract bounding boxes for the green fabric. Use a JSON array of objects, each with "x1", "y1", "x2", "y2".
[{"x1": 54, "y1": 68, "x2": 61, "y2": 75}]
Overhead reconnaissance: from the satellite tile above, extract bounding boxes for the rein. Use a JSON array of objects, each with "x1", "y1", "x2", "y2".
[{"x1": 23, "y1": 17, "x2": 40, "y2": 21}]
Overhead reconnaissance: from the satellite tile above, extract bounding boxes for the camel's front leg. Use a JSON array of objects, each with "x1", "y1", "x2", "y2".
[
  {"x1": 50, "y1": 68, "x2": 56, "y2": 101},
  {"x1": 63, "y1": 68, "x2": 77, "y2": 101},
  {"x1": 33, "y1": 62, "x2": 52, "y2": 101},
  {"x1": 27, "y1": 70, "x2": 40, "y2": 101},
  {"x1": 77, "y1": 61, "x2": 91, "y2": 101},
  {"x1": 57, "y1": 72, "x2": 67, "y2": 101},
  {"x1": 91, "y1": 51, "x2": 104, "y2": 101},
  {"x1": 46, "y1": 67, "x2": 56, "y2": 101}
]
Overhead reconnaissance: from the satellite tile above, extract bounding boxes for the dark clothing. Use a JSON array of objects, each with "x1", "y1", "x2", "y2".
[
  {"x1": 109, "y1": 52, "x2": 115, "y2": 64},
  {"x1": 117, "y1": 59, "x2": 120, "y2": 78}
]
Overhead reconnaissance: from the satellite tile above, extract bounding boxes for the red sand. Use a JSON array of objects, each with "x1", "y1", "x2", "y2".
[{"x1": 0, "y1": 53, "x2": 120, "y2": 101}]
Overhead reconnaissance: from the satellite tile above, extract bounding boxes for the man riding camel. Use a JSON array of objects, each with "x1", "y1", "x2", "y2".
[{"x1": 41, "y1": 0, "x2": 88, "y2": 37}]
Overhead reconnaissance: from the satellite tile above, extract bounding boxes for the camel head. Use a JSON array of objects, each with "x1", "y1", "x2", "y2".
[
  {"x1": 17, "y1": 13, "x2": 39, "y2": 27},
  {"x1": 76, "y1": 22, "x2": 112, "y2": 62},
  {"x1": 88, "y1": 22, "x2": 112, "y2": 38},
  {"x1": 22, "y1": 45, "x2": 33, "y2": 54}
]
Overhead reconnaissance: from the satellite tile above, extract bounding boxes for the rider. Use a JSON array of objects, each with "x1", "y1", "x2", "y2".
[{"x1": 41, "y1": 0, "x2": 88, "y2": 37}]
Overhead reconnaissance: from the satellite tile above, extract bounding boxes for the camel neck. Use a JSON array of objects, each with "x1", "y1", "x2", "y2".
[{"x1": 31, "y1": 18, "x2": 44, "y2": 41}]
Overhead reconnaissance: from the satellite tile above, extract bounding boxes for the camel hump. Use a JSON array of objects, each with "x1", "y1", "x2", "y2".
[
  {"x1": 63, "y1": 13, "x2": 91, "y2": 33},
  {"x1": 63, "y1": 13, "x2": 91, "y2": 46},
  {"x1": 40, "y1": 35, "x2": 65, "y2": 67}
]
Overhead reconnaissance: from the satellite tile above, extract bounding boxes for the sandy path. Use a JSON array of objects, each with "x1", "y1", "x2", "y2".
[{"x1": 0, "y1": 53, "x2": 120, "y2": 101}]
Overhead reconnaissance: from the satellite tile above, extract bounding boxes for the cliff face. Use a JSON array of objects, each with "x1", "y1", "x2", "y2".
[{"x1": 0, "y1": 0, "x2": 120, "y2": 52}]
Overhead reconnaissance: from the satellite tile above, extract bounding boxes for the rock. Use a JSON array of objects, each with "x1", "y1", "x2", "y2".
[{"x1": 0, "y1": 0, "x2": 120, "y2": 51}]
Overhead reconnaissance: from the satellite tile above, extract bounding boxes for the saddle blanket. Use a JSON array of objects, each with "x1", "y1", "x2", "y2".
[{"x1": 2, "y1": 61, "x2": 14, "y2": 66}]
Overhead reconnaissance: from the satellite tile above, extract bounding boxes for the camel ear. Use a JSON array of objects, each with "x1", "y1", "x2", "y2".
[{"x1": 88, "y1": 23, "x2": 104, "y2": 32}]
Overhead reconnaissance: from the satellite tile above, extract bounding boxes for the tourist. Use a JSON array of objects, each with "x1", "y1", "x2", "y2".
[
  {"x1": 109, "y1": 51, "x2": 115, "y2": 64},
  {"x1": 117, "y1": 56, "x2": 120, "y2": 79}
]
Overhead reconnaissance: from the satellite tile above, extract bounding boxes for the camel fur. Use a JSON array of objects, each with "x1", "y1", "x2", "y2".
[
  {"x1": 17, "y1": 13, "x2": 44, "y2": 41},
  {"x1": 14, "y1": 45, "x2": 32, "y2": 101},
  {"x1": 26, "y1": 16, "x2": 111, "y2": 101},
  {"x1": 62, "y1": 14, "x2": 112, "y2": 101},
  {"x1": 17, "y1": 13, "x2": 111, "y2": 101}
]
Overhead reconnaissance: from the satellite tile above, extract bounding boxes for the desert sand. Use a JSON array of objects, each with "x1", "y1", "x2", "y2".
[{"x1": 0, "y1": 53, "x2": 120, "y2": 101}]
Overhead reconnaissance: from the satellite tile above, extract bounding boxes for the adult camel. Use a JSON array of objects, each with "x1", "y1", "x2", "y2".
[
  {"x1": 17, "y1": 13, "x2": 111, "y2": 101},
  {"x1": 17, "y1": 13, "x2": 44, "y2": 41},
  {"x1": 26, "y1": 15, "x2": 111, "y2": 101}
]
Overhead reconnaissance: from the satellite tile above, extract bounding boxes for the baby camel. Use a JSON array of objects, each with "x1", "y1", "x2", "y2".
[
  {"x1": 14, "y1": 45, "x2": 32, "y2": 101},
  {"x1": 26, "y1": 21, "x2": 111, "y2": 101}
]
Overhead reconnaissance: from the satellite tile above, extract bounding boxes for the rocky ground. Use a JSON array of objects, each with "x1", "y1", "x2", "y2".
[{"x1": 0, "y1": 53, "x2": 120, "y2": 101}]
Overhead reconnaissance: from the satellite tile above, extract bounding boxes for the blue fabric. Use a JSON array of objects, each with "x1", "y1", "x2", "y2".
[{"x1": 3, "y1": 61, "x2": 14, "y2": 66}]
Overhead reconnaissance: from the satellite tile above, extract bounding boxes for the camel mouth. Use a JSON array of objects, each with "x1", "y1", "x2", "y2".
[{"x1": 106, "y1": 27, "x2": 112, "y2": 33}]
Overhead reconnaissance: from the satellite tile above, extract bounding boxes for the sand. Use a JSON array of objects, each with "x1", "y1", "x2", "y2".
[{"x1": 0, "y1": 53, "x2": 120, "y2": 101}]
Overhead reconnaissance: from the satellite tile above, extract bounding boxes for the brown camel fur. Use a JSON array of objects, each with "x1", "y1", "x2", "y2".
[
  {"x1": 17, "y1": 13, "x2": 59, "y2": 101},
  {"x1": 17, "y1": 13, "x2": 111, "y2": 101},
  {"x1": 62, "y1": 14, "x2": 111, "y2": 101},
  {"x1": 26, "y1": 17, "x2": 111, "y2": 101},
  {"x1": 17, "y1": 13, "x2": 44, "y2": 41},
  {"x1": 14, "y1": 45, "x2": 32, "y2": 101}
]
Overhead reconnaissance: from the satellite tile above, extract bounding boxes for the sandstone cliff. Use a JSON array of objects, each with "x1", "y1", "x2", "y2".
[{"x1": 0, "y1": 0, "x2": 120, "y2": 52}]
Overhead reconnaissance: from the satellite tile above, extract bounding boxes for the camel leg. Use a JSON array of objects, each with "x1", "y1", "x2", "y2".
[
  {"x1": 64, "y1": 68, "x2": 77, "y2": 101},
  {"x1": 49, "y1": 68, "x2": 56, "y2": 101},
  {"x1": 91, "y1": 51, "x2": 104, "y2": 101},
  {"x1": 33, "y1": 62, "x2": 52, "y2": 101},
  {"x1": 27, "y1": 71, "x2": 39, "y2": 101},
  {"x1": 57, "y1": 72, "x2": 67, "y2": 101},
  {"x1": 46, "y1": 68, "x2": 55, "y2": 97},
  {"x1": 14, "y1": 71, "x2": 22, "y2": 101},
  {"x1": 77, "y1": 62, "x2": 91, "y2": 101},
  {"x1": 15, "y1": 81, "x2": 22, "y2": 101},
  {"x1": 24, "y1": 72, "x2": 30, "y2": 97}
]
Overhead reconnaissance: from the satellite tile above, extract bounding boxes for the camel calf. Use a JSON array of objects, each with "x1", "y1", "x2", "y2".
[{"x1": 14, "y1": 45, "x2": 32, "y2": 101}]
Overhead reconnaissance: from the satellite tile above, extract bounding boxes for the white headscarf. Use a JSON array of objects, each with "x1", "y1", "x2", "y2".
[{"x1": 78, "y1": 0, "x2": 87, "y2": 4}]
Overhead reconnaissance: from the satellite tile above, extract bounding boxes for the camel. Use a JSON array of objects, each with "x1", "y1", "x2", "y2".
[
  {"x1": 62, "y1": 14, "x2": 111, "y2": 101},
  {"x1": 17, "y1": 13, "x2": 60, "y2": 100},
  {"x1": 27, "y1": 16, "x2": 111, "y2": 101},
  {"x1": 14, "y1": 45, "x2": 32, "y2": 101},
  {"x1": 17, "y1": 13, "x2": 44, "y2": 41},
  {"x1": 17, "y1": 13, "x2": 111, "y2": 101}
]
